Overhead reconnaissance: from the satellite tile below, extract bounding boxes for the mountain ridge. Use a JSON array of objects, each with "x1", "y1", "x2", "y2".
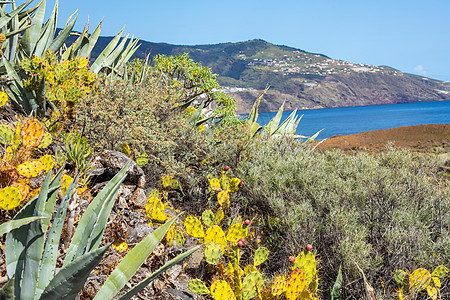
[{"x1": 88, "y1": 36, "x2": 450, "y2": 113}]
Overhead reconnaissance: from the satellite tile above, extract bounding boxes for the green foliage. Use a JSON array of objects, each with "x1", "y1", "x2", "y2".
[
  {"x1": 238, "y1": 138, "x2": 450, "y2": 297},
  {"x1": 152, "y1": 53, "x2": 239, "y2": 124},
  {"x1": 2, "y1": 163, "x2": 199, "y2": 299}
]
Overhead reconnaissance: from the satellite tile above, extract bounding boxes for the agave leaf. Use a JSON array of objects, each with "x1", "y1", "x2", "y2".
[
  {"x1": 0, "y1": 216, "x2": 48, "y2": 236},
  {"x1": 35, "y1": 174, "x2": 78, "y2": 299},
  {"x1": 247, "y1": 87, "x2": 268, "y2": 127},
  {"x1": 48, "y1": 12, "x2": 77, "y2": 53},
  {"x1": 93, "y1": 217, "x2": 178, "y2": 300},
  {"x1": 330, "y1": 265, "x2": 343, "y2": 300},
  {"x1": 103, "y1": 33, "x2": 129, "y2": 70},
  {"x1": 0, "y1": 0, "x2": 33, "y2": 29},
  {"x1": 90, "y1": 26, "x2": 125, "y2": 73},
  {"x1": 118, "y1": 245, "x2": 201, "y2": 300},
  {"x1": 265, "y1": 101, "x2": 285, "y2": 135},
  {"x1": 305, "y1": 128, "x2": 324, "y2": 143},
  {"x1": 33, "y1": 0, "x2": 57, "y2": 57},
  {"x1": 272, "y1": 111, "x2": 301, "y2": 136},
  {"x1": 78, "y1": 19, "x2": 102, "y2": 58},
  {"x1": 5, "y1": 168, "x2": 62, "y2": 279},
  {"x1": 41, "y1": 244, "x2": 110, "y2": 300},
  {"x1": 190, "y1": 100, "x2": 205, "y2": 123},
  {"x1": 17, "y1": 170, "x2": 52, "y2": 299},
  {"x1": 64, "y1": 161, "x2": 130, "y2": 264},
  {"x1": 26, "y1": 0, "x2": 45, "y2": 55}
]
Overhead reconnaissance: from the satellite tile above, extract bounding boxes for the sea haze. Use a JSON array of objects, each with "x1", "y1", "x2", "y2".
[{"x1": 255, "y1": 100, "x2": 450, "y2": 140}]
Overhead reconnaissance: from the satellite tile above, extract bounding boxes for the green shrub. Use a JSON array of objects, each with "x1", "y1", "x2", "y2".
[{"x1": 237, "y1": 138, "x2": 449, "y2": 298}]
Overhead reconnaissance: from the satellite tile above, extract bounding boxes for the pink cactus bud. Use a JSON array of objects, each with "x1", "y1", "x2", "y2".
[
  {"x1": 289, "y1": 256, "x2": 295, "y2": 263},
  {"x1": 237, "y1": 241, "x2": 243, "y2": 247},
  {"x1": 224, "y1": 166, "x2": 229, "y2": 171},
  {"x1": 306, "y1": 244, "x2": 313, "y2": 251},
  {"x1": 244, "y1": 219, "x2": 250, "y2": 226}
]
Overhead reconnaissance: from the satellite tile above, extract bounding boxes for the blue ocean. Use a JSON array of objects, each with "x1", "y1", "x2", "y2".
[{"x1": 253, "y1": 100, "x2": 450, "y2": 140}]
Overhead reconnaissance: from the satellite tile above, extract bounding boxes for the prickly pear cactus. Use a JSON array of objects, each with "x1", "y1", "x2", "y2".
[
  {"x1": 39, "y1": 155, "x2": 54, "y2": 172},
  {"x1": 21, "y1": 119, "x2": 44, "y2": 149},
  {"x1": 16, "y1": 161, "x2": 45, "y2": 178},
  {"x1": 209, "y1": 177, "x2": 222, "y2": 192},
  {"x1": 188, "y1": 279, "x2": 211, "y2": 295},
  {"x1": 242, "y1": 271, "x2": 264, "y2": 300},
  {"x1": 215, "y1": 208, "x2": 224, "y2": 224},
  {"x1": 227, "y1": 177, "x2": 241, "y2": 192},
  {"x1": 135, "y1": 153, "x2": 148, "y2": 167},
  {"x1": 205, "y1": 225, "x2": 227, "y2": 248},
  {"x1": 202, "y1": 209, "x2": 216, "y2": 227},
  {"x1": 253, "y1": 247, "x2": 269, "y2": 266},
  {"x1": 293, "y1": 250, "x2": 317, "y2": 284},
  {"x1": 184, "y1": 216, "x2": 205, "y2": 238},
  {"x1": 244, "y1": 265, "x2": 257, "y2": 274},
  {"x1": 145, "y1": 194, "x2": 167, "y2": 223},
  {"x1": 204, "y1": 242, "x2": 223, "y2": 265},
  {"x1": 11, "y1": 178, "x2": 30, "y2": 200},
  {"x1": 0, "y1": 186, "x2": 22, "y2": 210},
  {"x1": 226, "y1": 222, "x2": 248, "y2": 243},
  {"x1": 217, "y1": 190, "x2": 230, "y2": 207},
  {"x1": 286, "y1": 268, "x2": 308, "y2": 300},
  {"x1": 0, "y1": 124, "x2": 14, "y2": 145},
  {"x1": 271, "y1": 275, "x2": 288, "y2": 296},
  {"x1": 37, "y1": 132, "x2": 52, "y2": 149},
  {"x1": 0, "y1": 91, "x2": 7, "y2": 107},
  {"x1": 210, "y1": 280, "x2": 236, "y2": 300}
]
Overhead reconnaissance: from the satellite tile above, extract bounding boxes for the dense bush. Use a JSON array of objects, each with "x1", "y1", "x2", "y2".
[{"x1": 237, "y1": 138, "x2": 449, "y2": 298}]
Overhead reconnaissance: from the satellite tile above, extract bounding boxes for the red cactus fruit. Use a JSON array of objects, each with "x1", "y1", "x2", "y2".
[
  {"x1": 239, "y1": 238, "x2": 245, "y2": 243},
  {"x1": 306, "y1": 244, "x2": 313, "y2": 251},
  {"x1": 289, "y1": 256, "x2": 295, "y2": 263},
  {"x1": 239, "y1": 181, "x2": 244, "y2": 187},
  {"x1": 244, "y1": 219, "x2": 250, "y2": 226},
  {"x1": 237, "y1": 241, "x2": 243, "y2": 247},
  {"x1": 224, "y1": 166, "x2": 229, "y2": 171}
]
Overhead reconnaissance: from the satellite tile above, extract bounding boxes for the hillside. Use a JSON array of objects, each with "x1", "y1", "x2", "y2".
[{"x1": 91, "y1": 37, "x2": 450, "y2": 113}]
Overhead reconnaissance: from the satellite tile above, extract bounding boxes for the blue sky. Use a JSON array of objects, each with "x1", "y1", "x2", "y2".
[{"x1": 50, "y1": 0, "x2": 450, "y2": 81}]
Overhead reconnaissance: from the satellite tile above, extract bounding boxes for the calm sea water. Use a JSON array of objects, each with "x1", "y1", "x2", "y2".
[{"x1": 253, "y1": 100, "x2": 450, "y2": 140}]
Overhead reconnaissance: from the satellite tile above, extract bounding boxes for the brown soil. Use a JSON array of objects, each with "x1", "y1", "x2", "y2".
[{"x1": 315, "y1": 124, "x2": 450, "y2": 153}]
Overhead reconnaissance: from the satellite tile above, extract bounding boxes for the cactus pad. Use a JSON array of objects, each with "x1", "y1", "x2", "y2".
[
  {"x1": 37, "y1": 132, "x2": 52, "y2": 149},
  {"x1": 223, "y1": 263, "x2": 235, "y2": 280},
  {"x1": 39, "y1": 155, "x2": 54, "y2": 172},
  {"x1": 16, "y1": 161, "x2": 45, "y2": 178},
  {"x1": 184, "y1": 216, "x2": 205, "y2": 238},
  {"x1": 161, "y1": 175, "x2": 179, "y2": 190},
  {"x1": 204, "y1": 242, "x2": 223, "y2": 265},
  {"x1": 0, "y1": 124, "x2": 13, "y2": 145},
  {"x1": 21, "y1": 119, "x2": 44, "y2": 149},
  {"x1": 293, "y1": 250, "x2": 317, "y2": 284},
  {"x1": 215, "y1": 208, "x2": 224, "y2": 224},
  {"x1": 209, "y1": 177, "x2": 221, "y2": 192},
  {"x1": 145, "y1": 195, "x2": 166, "y2": 223},
  {"x1": 0, "y1": 186, "x2": 22, "y2": 210},
  {"x1": 242, "y1": 271, "x2": 264, "y2": 300},
  {"x1": 409, "y1": 268, "x2": 431, "y2": 291},
  {"x1": 204, "y1": 225, "x2": 227, "y2": 249},
  {"x1": 431, "y1": 265, "x2": 449, "y2": 279},
  {"x1": 210, "y1": 280, "x2": 236, "y2": 300},
  {"x1": 271, "y1": 275, "x2": 288, "y2": 296},
  {"x1": 227, "y1": 177, "x2": 241, "y2": 192},
  {"x1": 0, "y1": 91, "x2": 7, "y2": 107},
  {"x1": 253, "y1": 247, "x2": 270, "y2": 266},
  {"x1": 202, "y1": 209, "x2": 216, "y2": 227},
  {"x1": 217, "y1": 190, "x2": 230, "y2": 207},
  {"x1": 188, "y1": 279, "x2": 211, "y2": 295},
  {"x1": 11, "y1": 178, "x2": 30, "y2": 200},
  {"x1": 226, "y1": 223, "x2": 248, "y2": 243},
  {"x1": 286, "y1": 268, "x2": 308, "y2": 300}
]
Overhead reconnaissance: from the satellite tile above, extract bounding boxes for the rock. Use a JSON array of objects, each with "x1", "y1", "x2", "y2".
[
  {"x1": 90, "y1": 150, "x2": 146, "y2": 186},
  {"x1": 128, "y1": 223, "x2": 153, "y2": 243}
]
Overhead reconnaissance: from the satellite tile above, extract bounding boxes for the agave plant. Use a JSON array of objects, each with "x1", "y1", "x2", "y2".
[
  {"x1": 246, "y1": 87, "x2": 323, "y2": 142},
  {"x1": 1, "y1": 161, "x2": 199, "y2": 299},
  {"x1": 0, "y1": 0, "x2": 140, "y2": 116}
]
